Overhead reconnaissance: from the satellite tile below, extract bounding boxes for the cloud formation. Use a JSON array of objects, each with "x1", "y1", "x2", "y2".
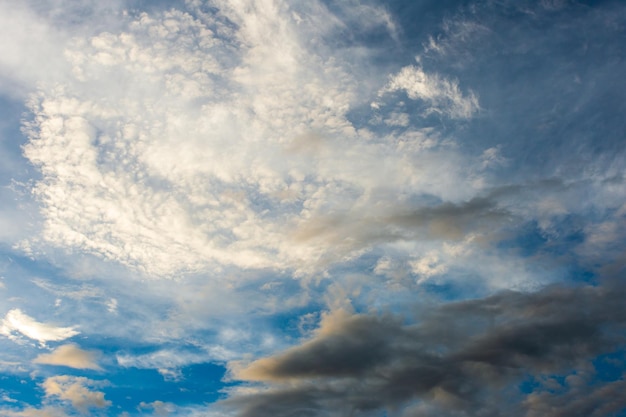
[
  {"x1": 17, "y1": 0, "x2": 491, "y2": 279},
  {"x1": 42, "y1": 375, "x2": 110, "y2": 413},
  {"x1": 227, "y1": 283, "x2": 626, "y2": 416},
  {"x1": 378, "y1": 65, "x2": 480, "y2": 119},
  {"x1": 0, "y1": 0, "x2": 625, "y2": 416},
  {"x1": 0, "y1": 309, "x2": 78, "y2": 344},
  {"x1": 33, "y1": 343, "x2": 102, "y2": 370}
]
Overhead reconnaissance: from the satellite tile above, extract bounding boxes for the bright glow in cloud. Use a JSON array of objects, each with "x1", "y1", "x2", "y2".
[
  {"x1": 378, "y1": 64, "x2": 480, "y2": 119},
  {"x1": 0, "y1": 309, "x2": 78, "y2": 344},
  {"x1": 19, "y1": 2, "x2": 486, "y2": 278}
]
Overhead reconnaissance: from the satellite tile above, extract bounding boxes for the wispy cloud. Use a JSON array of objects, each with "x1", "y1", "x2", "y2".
[
  {"x1": 378, "y1": 64, "x2": 480, "y2": 119},
  {"x1": 0, "y1": 0, "x2": 625, "y2": 416},
  {"x1": 0, "y1": 309, "x2": 78, "y2": 344}
]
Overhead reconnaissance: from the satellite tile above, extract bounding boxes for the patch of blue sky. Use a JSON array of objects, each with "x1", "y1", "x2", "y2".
[
  {"x1": 0, "y1": 374, "x2": 42, "y2": 409},
  {"x1": 105, "y1": 363, "x2": 227, "y2": 409},
  {"x1": 497, "y1": 218, "x2": 587, "y2": 258}
]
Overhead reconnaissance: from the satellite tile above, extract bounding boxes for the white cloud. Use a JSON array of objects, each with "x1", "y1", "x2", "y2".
[
  {"x1": 379, "y1": 64, "x2": 480, "y2": 119},
  {"x1": 0, "y1": 1, "x2": 68, "y2": 97},
  {"x1": 106, "y1": 298, "x2": 118, "y2": 314},
  {"x1": 41, "y1": 375, "x2": 110, "y2": 412},
  {"x1": 139, "y1": 400, "x2": 177, "y2": 416},
  {"x1": 18, "y1": 1, "x2": 488, "y2": 280},
  {"x1": 33, "y1": 343, "x2": 102, "y2": 370},
  {"x1": 0, "y1": 407, "x2": 68, "y2": 417},
  {"x1": 116, "y1": 349, "x2": 207, "y2": 376},
  {"x1": 0, "y1": 309, "x2": 78, "y2": 344},
  {"x1": 32, "y1": 278, "x2": 102, "y2": 299},
  {"x1": 409, "y1": 252, "x2": 448, "y2": 282}
]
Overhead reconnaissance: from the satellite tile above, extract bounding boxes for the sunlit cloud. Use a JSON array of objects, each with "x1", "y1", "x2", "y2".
[
  {"x1": 33, "y1": 343, "x2": 102, "y2": 370},
  {"x1": 0, "y1": 0, "x2": 625, "y2": 416},
  {"x1": 0, "y1": 309, "x2": 78, "y2": 344},
  {"x1": 41, "y1": 375, "x2": 110, "y2": 413}
]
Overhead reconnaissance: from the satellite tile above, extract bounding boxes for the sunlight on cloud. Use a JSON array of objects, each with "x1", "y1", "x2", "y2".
[
  {"x1": 20, "y1": 0, "x2": 485, "y2": 278},
  {"x1": 41, "y1": 375, "x2": 110, "y2": 413},
  {"x1": 0, "y1": 309, "x2": 78, "y2": 344},
  {"x1": 2, "y1": 0, "x2": 626, "y2": 416},
  {"x1": 33, "y1": 343, "x2": 102, "y2": 370},
  {"x1": 378, "y1": 64, "x2": 480, "y2": 119}
]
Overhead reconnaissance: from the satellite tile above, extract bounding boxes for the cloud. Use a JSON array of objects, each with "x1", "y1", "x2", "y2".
[
  {"x1": 33, "y1": 343, "x2": 102, "y2": 370},
  {"x1": 139, "y1": 400, "x2": 177, "y2": 417},
  {"x1": 18, "y1": 3, "x2": 353, "y2": 276},
  {"x1": 116, "y1": 349, "x2": 213, "y2": 381},
  {"x1": 0, "y1": 1, "x2": 68, "y2": 97},
  {"x1": 378, "y1": 65, "x2": 480, "y2": 119},
  {"x1": 0, "y1": 309, "x2": 78, "y2": 344},
  {"x1": 291, "y1": 195, "x2": 511, "y2": 261},
  {"x1": 2, "y1": 0, "x2": 626, "y2": 415},
  {"x1": 524, "y1": 376, "x2": 626, "y2": 417},
  {"x1": 1, "y1": 407, "x2": 68, "y2": 417},
  {"x1": 41, "y1": 375, "x2": 110, "y2": 413},
  {"x1": 32, "y1": 278, "x2": 102, "y2": 300},
  {"x1": 16, "y1": 0, "x2": 490, "y2": 279},
  {"x1": 226, "y1": 283, "x2": 626, "y2": 416}
]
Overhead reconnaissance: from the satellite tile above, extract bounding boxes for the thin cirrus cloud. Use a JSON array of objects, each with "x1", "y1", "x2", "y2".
[{"x1": 0, "y1": 0, "x2": 625, "y2": 416}]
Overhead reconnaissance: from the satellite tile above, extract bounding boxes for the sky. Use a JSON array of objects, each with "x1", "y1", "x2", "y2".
[{"x1": 0, "y1": 0, "x2": 625, "y2": 415}]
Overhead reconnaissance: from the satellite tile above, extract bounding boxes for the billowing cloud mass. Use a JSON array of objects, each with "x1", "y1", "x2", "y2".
[
  {"x1": 0, "y1": 0, "x2": 625, "y2": 416},
  {"x1": 227, "y1": 284, "x2": 626, "y2": 416},
  {"x1": 41, "y1": 375, "x2": 110, "y2": 412}
]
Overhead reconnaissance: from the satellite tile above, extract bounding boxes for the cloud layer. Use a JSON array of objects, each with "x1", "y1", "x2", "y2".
[
  {"x1": 224, "y1": 283, "x2": 626, "y2": 416},
  {"x1": 0, "y1": 0, "x2": 625, "y2": 416}
]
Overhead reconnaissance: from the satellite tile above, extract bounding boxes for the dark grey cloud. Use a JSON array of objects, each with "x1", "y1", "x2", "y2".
[
  {"x1": 225, "y1": 282, "x2": 626, "y2": 417},
  {"x1": 524, "y1": 377, "x2": 626, "y2": 417}
]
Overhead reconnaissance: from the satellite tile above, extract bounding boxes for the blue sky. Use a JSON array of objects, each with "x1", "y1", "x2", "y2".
[{"x1": 0, "y1": 0, "x2": 625, "y2": 416}]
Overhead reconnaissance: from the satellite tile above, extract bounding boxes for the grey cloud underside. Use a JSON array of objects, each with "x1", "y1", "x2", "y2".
[
  {"x1": 293, "y1": 196, "x2": 510, "y2": 246},
  {"x1": 225, "y1": 282, "x2": 626, "y2": 417}
]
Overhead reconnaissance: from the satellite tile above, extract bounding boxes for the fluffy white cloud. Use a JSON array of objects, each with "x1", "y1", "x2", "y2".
[
  {"x1": 0, "y1": 309, "x2": 78, "y2": 344},
  {"x1": 42, "y1": 375, "x2": 110, "y2": 412},
  {"x1": 19, "y1": 1, "x2": 487, "y2": 280},
  {"x1": 33, "y1": 343, "x2": 102, "y2": 370}
]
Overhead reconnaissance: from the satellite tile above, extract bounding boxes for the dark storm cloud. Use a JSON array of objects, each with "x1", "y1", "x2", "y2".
[
  {"x1": 525, "y1": 377, "x2": 626, "y2": 417},
  {"x1": 225, "y1": 283, "x2": 626, "y2": 417}
]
